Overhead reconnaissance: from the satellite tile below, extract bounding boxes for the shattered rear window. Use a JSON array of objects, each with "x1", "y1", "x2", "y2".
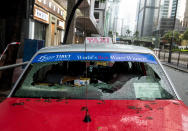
[{"x1": 13, "y1": 52, "x2": 176, "y2": 100}]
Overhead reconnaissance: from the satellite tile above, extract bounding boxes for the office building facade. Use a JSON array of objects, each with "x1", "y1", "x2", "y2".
[{"x1": 136, "y1": 0, "x2": 160, "y2": 37}]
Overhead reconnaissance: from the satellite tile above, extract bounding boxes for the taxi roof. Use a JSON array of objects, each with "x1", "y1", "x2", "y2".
[{"x1": 38, "y1": 44, "x2": 154, "y2": 55}]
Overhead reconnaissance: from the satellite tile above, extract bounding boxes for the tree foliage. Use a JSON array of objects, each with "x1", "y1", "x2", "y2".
[
  {"x1": 183, "y1": 29, "x2": 188, "y2": 40},
  {"x1": 108, "y1": 31, "x2": 112, "y2": 36},
  {"x1": 126, "y1": 29, "x2": 131, "y2": 37},
  {"x1": 133, "y1": 31, "x2": 139, "y2": 38},
  {"x1": 162, "y1": 31, "x2": 181, "y2": 43},
  {"x1": 108, "y1": 31, "x2": 118, "y2": 36}
]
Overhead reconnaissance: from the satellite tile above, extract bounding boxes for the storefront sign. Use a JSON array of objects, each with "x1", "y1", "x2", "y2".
[
  {"x1": 35, "y1": 0, "x2": 67, "y2": 21},
  {"x1": 58, "y1": 20, "x2": 65, "y2": 30},
  {"x1": 85, "y1": 37, "x2": 113, "y2": 44},
  {"x1": 32, "y1": 52, "x2": 157, "y2": 64},
  {"x1": 34, "y1": 5, "x2": 49, "y2": 24}
]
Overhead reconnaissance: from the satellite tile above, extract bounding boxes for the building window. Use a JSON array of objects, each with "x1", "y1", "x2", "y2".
[
  {"x1": 94, "y1": 12, "x2": 99, "y2": 19},
  {"x1": 34, "y1": 21, "x2": 46, "y2": 40},
  {"x1": 43, "y1": 0, "x2": 46, "y2": 4},
  {"x1": 49, "y1": 2, "x2": 52, "y2": 8},
  {"x1": 95, "y1": 1, "x2": 99, "y2": 8},
  {"x1": 61, "y1": 11, "x2": 64, "y2": 17},
  {"x1": 53, "y1": 6, "x2": 56, "y2": 11},
  {"x1": 57, "y1": 8, "x2": 60, "y2": 14}
]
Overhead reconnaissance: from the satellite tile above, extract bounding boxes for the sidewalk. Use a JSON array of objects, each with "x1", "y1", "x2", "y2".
[
  {"x1": 162, "y1": 62, "x2": 188, "y2": 73},
  {"x1": 154, "y1": 51, "x2": 188, "y2": 73}
]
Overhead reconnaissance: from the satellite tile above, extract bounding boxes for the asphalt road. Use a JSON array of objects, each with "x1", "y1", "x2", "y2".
[{"x1": 164, "y1": 65, "x2": 188, "y2": 106}]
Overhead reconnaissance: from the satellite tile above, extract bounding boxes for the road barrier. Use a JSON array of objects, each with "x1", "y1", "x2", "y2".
[{"x1": 156, "y1": 50, "x2": 188, "y2": 69}]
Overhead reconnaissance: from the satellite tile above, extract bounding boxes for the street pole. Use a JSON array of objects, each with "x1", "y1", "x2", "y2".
[
  {"x1": 113, "y1": 17, "x2": 118, "y2": 34},
  {"x1": 168, "y1": 0, "x2": 179, "y2": 63},
  {"x1": 121, "y1": 19, "x2": 124, "y2": 36},
  {"x1": 63, "y1": 0, "x2": 83, "y2": 44}
]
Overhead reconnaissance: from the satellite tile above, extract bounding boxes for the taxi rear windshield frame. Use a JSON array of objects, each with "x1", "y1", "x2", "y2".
[{"x1": 10, "y1": 52, "x2": 177, "y2": 100}]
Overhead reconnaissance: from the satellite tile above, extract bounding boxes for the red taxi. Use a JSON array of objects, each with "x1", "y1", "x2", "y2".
[{"x1": 0, "y1": 42, "x2": 188, "y2": 131}]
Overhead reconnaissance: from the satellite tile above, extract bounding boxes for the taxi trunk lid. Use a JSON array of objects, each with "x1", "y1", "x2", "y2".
[{"x1": 0, "y1": 98, "x2": 188, "y2": 131}]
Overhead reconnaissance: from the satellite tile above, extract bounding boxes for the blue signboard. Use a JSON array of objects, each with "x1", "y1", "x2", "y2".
[
  {"x1": 116, "y1": 38, "x2": 120, "y2": 41},
  {"x1": 32, "y1": 52, "x2": 157, "y2": 64}
]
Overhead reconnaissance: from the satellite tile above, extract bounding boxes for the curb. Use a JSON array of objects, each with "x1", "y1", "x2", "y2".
[{"x1": 162, "y1": 62, "x2": 188, "y2": 73}]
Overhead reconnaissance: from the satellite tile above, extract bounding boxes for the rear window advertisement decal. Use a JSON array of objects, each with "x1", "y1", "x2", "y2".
[{"x1": 32, "y1": 52, "x2": 157, "y2": 64}]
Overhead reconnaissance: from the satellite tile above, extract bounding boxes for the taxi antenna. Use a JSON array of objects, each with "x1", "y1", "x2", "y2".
[
  {"x1": 83, "y1": 0, "x2": 91, "y2": 123},
  {"x1": 83, "y1": 107, "x2": 91, "y2": 122}
]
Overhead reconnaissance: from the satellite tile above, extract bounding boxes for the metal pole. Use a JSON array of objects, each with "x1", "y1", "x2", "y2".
[
  {"x1": 0, "y1": 62, "x2": 28, "y2": 71},
  {"x1": 168, "y1": 0, "x2": 179, "y2": 63},
  {"x1": 158, "y1": 50, "x2": 161, "y2": 59},
  {"x1": 121, "y1": 19, "x2": 124, "y2": 36},
  {"x1": 164, "y1": 51, "x2": 166, "y2": 61},
  {"x1": 187, "y1": 55, "x2": 188, "y2": 69},
  {"x1": 177, "y1": 51, "x2": 180, "y2": 67},
  {"x1": 63, "y1": 0, "x2": 83, "y2": 44}
]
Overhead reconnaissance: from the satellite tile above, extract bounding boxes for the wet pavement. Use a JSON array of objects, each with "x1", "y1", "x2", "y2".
[{"x1": 164, "y1": 66, "x2": 188, "y2": 106}]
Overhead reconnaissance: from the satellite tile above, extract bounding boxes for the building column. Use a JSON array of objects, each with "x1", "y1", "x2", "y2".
[{"x1": 65, "y1": 0, "x2": 76, "y2": 44}]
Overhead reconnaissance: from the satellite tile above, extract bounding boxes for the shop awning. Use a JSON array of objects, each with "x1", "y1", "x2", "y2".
[{"x1": 76, "y1": 16, "x2": 101, "y2": 35}]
